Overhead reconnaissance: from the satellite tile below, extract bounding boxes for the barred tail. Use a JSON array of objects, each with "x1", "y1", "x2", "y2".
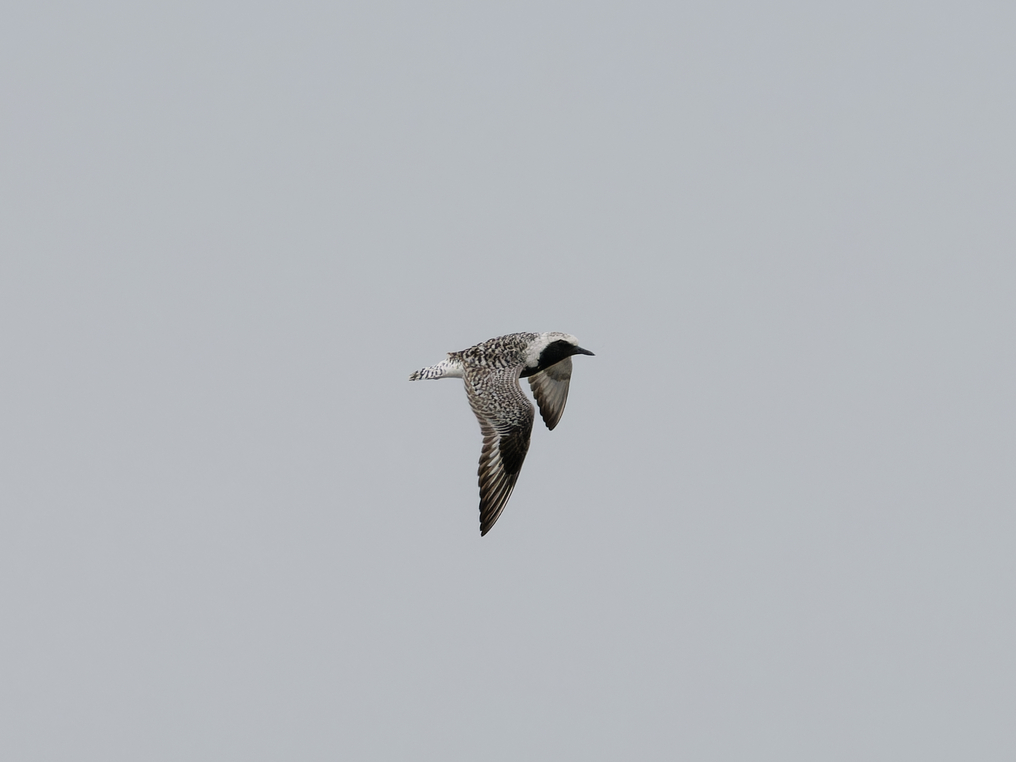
[{"x1": 409, "y1": 357, "x2": 464, "y2": 381}]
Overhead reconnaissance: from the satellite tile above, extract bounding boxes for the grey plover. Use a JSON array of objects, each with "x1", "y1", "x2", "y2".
[{"x1": 410, "y1": 332, "x2": 595, "y2": 536}]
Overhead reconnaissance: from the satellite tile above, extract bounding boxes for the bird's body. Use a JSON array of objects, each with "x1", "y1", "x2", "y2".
[{"x1": 410, "y1": 332, "x2": 594, "y2": 535}]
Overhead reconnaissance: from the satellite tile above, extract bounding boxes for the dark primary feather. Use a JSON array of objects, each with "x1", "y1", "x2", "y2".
[
  {"x1": 498, "y1": 424, "x2": 531, "y2": 474},
  {"x1": 475, "y1": 410, "x2": 534, "y2": 536}
]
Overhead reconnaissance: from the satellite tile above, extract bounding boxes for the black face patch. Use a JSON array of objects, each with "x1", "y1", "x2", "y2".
[{"x1": 535, "y1": 340, "x2": 576, "y2": 372}]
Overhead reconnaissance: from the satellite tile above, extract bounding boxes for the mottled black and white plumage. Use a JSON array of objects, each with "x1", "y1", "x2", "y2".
[{"x1": 410, "y1": 332, "x2": 595, "y2": 536}]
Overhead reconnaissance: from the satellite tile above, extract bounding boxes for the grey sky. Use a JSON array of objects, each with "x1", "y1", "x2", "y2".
[{"x1": 2, "y1": 2, "x2": 1014, "y2": 760}]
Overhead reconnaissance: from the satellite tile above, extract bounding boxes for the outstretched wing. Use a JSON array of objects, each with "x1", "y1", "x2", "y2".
[
  {"x1": 527, "y1": 357, "x2": 574, "y2": 431},
  {"x1": 474, "y1": 409, "x2": 534, "y2": 535},
  {"x1": 465, "y1": 368, "x2": 535, "y2": 536}
]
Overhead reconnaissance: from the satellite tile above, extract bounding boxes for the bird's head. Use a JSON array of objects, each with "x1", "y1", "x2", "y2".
[{"x1": 523, "y1": 332, "x2": 595, "y2": 375}]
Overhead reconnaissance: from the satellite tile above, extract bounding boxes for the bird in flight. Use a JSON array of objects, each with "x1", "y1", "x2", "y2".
[{"x1": 410, "y1": 332, "x2": 595, "y2": 536}]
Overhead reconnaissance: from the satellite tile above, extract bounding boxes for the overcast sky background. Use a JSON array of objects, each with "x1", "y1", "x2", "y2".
[{"x1": 2, "y1": 2, "x2": 1014, "y2": 760}]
